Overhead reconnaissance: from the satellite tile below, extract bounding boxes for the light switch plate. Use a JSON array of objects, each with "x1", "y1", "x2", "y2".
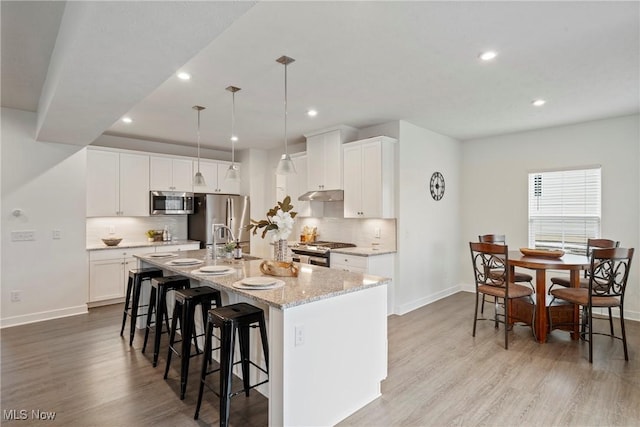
[{"x1": 11, "y1": 230, "x2": 35, "y2": 241}]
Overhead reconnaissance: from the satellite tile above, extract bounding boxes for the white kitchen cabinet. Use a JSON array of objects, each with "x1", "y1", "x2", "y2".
[
  {"x1": 86, "y1": 149, "x2": 150, "y2": 217},
  {"x1": 343, "y1": 136, "x2": 396, "y2": 218},
  {"x1": 88, "y1": 243, "x2": 199, "y2": 306},
  {"x1": 330, "y1": 252, "x2": 395, "y2": 314},
  {"x1": 276, "y1": 153, "x2": 310, "y2": 216},
  {"x1": 304, "y1": 126, "x2": 358, "y2": 191},
  {"x1": 89, "y1": 247, "x2": 155, "y2": 305},
  {"x1": 150, "y1": 156, "x2": 193, "y2": 192},
  {"x1": 192, "y1": 159, "x2": 241, "y2": 194}
]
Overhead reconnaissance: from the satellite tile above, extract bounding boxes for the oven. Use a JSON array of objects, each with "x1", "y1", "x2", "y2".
[
  {"x1": 290, "y1": 241, "x2": 356, "y2": 268},
  {"x1": 291, "y1": 253, "x2": 330, "y2": 267}
]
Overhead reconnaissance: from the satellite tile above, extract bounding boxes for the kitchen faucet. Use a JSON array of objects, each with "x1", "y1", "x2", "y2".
[{"x1": 212, "y1": 223, "x2": 236, "y2": 259}]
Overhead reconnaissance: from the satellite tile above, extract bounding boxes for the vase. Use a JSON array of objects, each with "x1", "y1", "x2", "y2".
[{"x1": 273, "y1": 239, "x2": 289, "y2": 262}]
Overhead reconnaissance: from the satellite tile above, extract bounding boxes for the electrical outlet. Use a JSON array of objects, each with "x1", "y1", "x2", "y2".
[
  {"x1": 11, "y1": 230, "x2": 35, "y2": 241},
  {"x1": 374, "y1": 228, "x2": 381, "y2": 238},
  {"x1": 52, "y1": 229, "x2": 61, "y2": 240},
  {"x1": 11, "y1": 290, "x2": 22, "y2": 302},
  {"x1": 294, "y1": 324, "x2": 305, "y2": 346},
  {"x1": 108, "y1": 225, "x2": 116, "y2": 235}
]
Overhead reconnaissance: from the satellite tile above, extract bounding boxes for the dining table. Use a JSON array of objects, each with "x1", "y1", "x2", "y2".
[{"x1": 508, "y1": 250, "x2": 590, "y2": 343}]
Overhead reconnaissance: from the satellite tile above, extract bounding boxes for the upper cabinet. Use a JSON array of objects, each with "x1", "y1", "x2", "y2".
[
  {"x1": 343, "y1": 136, "x2": 397, "y2": 218},
  {"x1": 305, "y1": 126, "x2": 358, "y2": 191},
  {"x1": 150, "y1": 156, "x2": 193, "y2": 192},
  {"x1": 87, "y1": 149, "x2": 150, "y2": 217},
  {"x1": 192, "y1": 159, "x2": 241, "y2": 195},
  {"x1": 277, "y1": 153, "x2": 310, "y2": 217}
]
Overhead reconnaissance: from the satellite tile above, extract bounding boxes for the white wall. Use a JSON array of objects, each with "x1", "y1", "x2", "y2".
[
  {"x1": 394, "y1": 120, "x2": 462, "y2": 315},
  {"x1": 1, "y1": 108, "x2": 88, "y2": 327},
  {"x1": 460, "y1": 114, "x2": 640, "y2": 320}
]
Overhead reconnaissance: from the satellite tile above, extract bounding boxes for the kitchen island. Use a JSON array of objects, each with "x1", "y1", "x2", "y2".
[{"x1": 136, "y1": 249, "x2": 388, "y2": 426}]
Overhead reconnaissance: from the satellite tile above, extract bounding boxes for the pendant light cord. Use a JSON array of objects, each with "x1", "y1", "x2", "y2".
[
  {"x1": 196, "y1": 108, "x2": 201, "y2": 173},
  {"x1": 284, "y1": 61, "x2": 288, "y2": 156},
  {"x1": 231, "y1": 91, "x2": 236, "y2": 165}
]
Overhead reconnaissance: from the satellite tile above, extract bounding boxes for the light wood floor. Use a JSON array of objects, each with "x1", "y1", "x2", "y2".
[{"x1": 2, "y1": 292, "x2": 638, "y2": 426}]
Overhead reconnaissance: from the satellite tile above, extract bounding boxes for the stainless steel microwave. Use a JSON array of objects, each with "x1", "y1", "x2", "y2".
[{"x1": 150, "y1": 191, "x2": 194, "y2": 215}]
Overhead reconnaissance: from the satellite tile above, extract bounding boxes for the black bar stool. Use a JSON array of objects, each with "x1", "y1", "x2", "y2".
[
  {"x1": 164, "y1": 286, "x2": 222, "y2": 400},
  {"x1": 194, "y1": 303, "x2": 269, "y2": 426},
  {"x1": 142, "y1": 275, "x2": 191, "y2": 367},
  {"x1": 120, "y1": 268, "x2": 163, "y2": 345}
]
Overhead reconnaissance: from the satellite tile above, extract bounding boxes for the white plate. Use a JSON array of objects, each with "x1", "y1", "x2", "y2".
[
  {"x1": 149, "y1": 252, "x2": 177, "y2": 258},
  {"x1": 194, "y1": 266, "x2": 234, "y2": 275},
  {"x1": 200, "y1": 265, "x2": 233, "y2": 273},
  {"x1": 191, "y1": 268, "x2": 234, "y2": 276},
  {"x1": 242, "y1": 276, "x2": 278, "y2": 287},
  {"x1": 232, "y1": 279, "x2": 284, "y2": 290},
  {"x1": 167, "y1": 258, "x2": 202, "y2": 266}
]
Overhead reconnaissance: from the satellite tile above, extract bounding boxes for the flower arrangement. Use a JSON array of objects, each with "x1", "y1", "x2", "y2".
[{"x1": 246, "y1": 196, "x2": 297, "y2": 242}]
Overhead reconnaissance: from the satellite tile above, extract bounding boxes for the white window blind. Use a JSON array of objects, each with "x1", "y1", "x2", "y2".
[{"x1": 528, "y1": 167, "x2": 601, "y2": 255}]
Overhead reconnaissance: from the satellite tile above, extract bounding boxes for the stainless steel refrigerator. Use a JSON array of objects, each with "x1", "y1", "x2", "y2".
[{"x1": 188, "y1": 193, "x2": 251, "y2": 252}]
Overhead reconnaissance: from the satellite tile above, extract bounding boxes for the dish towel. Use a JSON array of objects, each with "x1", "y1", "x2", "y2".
[{"x1": 299, "y1": 255, "x2": 310, "y2": 264}]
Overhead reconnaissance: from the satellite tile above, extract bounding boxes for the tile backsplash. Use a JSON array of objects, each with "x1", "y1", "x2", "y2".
[
  {"x1": 293, "y1": 217, "x2": 396, "y2": 250},
  {"x1": 86, "y1": 216, "x2": 188, "y2": 247},
  {"x1": 87, "y1": 215, "x2": 396, "y2": 251}
]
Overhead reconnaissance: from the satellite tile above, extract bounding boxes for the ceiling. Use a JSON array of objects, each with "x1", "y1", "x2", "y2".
[{"x1": 2, "y1": 1, "x2": 638, "y2": 152}]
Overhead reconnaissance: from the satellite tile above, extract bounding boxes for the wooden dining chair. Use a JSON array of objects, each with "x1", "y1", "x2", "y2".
[
  {"x1": 549, "y1": 247, "x2": 634, "y2": 363},
  {"x1": 478, "y1": 234, "x2": 534, "y2": 314},
  {"x1": 548, "y1": 238, "x2": 620, "y2": 334},
  {"x1": 549, "y1": 238, "x2": 620, "y2": 291},
  {"x1": 470, "y1": 242, "x2": 535, "y2": 349}
]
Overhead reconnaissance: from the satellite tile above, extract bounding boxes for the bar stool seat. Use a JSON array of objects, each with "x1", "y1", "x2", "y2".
[
  {"x1": 164, "y1": 286, "x2": 222, "y2": 400},
  {"x1": 120, "y1": 268, "x2": 163, "y2": 346},
  {"x1": 142, "y1": 275, "x2": 191, "y2": 367},
  {"x1": 194, "y1": 302, "x2": 269, "y2": 426}
]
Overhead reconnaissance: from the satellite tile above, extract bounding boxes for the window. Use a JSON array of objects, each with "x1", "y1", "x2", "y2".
[{"x1": 528, "y1": 167, "x2": 601, "y2": 255}]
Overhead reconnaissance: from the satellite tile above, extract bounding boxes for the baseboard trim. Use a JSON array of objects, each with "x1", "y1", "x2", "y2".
[
  {"x1": 1, "y1": 305, "x2": 88, "y2": 329},
  {"x1": 395, "y1": 285, "x2": 460, "y2": 316}
]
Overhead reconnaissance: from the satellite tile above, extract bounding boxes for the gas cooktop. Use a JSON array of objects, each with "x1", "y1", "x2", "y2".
[{"x1": 291, "y1": 241, "x2": 356, "y2": 255}]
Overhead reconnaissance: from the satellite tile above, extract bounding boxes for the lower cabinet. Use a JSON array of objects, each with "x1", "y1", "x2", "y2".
[
  {"x1": 330, "y1": 252, "x2": 395, "y2": 315},
  {"x1": 88, "y1": 243, "x2": 199, "y2": 306}
]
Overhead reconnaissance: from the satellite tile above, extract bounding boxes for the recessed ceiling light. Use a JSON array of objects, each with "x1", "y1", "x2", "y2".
[
  {"x1": 121, "y1": 117, "x2": 133, "y2": 124},
  {"x1": 177, "y1": 72, "x2": 191, "y2": 80},
  {"x1": 307, "y1": 109, "x2": 318, "y2": 117},
  {"x1": 532, "y1": 99, "x2": 547, "y2": 107},
  {"x1": 230, "y1": 136, "x2": 238, "y2": 142},
  {"x1": 479, "y1": 51, "x2": 498, "y2": 61}
]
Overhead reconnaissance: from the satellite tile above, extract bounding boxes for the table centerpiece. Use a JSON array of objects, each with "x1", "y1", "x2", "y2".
[{"x1": 246, "y1": 195, "x2": 297, "y2": 263}]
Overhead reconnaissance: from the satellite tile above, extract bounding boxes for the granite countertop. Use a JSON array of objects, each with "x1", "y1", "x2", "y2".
[
  {"x1": 87, "y1": 239, "x2": 200, "y2": 251},
  {"x1": 331, "y1": 247, "x2": 397, "y2": 256},
  {"x1": 136, "y1": 249, "x2": 390, "y2": 310}
]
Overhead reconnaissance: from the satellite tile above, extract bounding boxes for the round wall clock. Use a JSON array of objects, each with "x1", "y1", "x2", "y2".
[{"x1": 430, "y1": 171, "x2": 445, "y2": 201}]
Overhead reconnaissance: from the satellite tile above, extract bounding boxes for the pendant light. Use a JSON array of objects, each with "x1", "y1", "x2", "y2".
[
  {"x1": 225, "y1": 86, "x2": 241, "y2": 182},
  {"x1": 275, "y1": 55, "x2": 296, "y2": 175},
  {"x1": 193, "y1": 105, "x2": 206, "y2": 186}
]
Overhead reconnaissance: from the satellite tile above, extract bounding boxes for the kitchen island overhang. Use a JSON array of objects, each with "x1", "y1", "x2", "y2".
[{"x1": 137, "y1": 250, "x2": 388, "y2": 426}]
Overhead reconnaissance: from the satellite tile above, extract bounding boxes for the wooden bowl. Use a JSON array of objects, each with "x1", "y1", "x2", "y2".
[
  {"x1": 520, "y1": 247, "x2": 565, "y2": 258},
  {"x1": 260, "y1": 260, "x2": 299, "y2": 277},
  {"x1": 102, "y1": 237, "x2": 123, "y2": 247}
]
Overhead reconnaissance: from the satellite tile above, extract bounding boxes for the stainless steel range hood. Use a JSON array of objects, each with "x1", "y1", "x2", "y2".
[{"x1": 298, "y1": 189, "x2": 344, "y2": 202}]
